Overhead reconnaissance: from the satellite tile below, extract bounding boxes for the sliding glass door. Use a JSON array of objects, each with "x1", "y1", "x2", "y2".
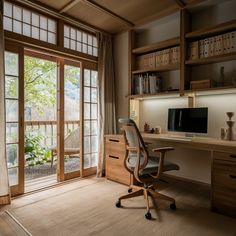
[
  {"x1": 63, "y1": 61, "x2": 81, "y2": 179},
  {"x1": 5, "y1": 45, "x2": 24, "y2": 196}
]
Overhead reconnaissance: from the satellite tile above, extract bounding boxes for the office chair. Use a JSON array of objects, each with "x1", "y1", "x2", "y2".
[{"x1": 116, "y1": 118, "x2": 179, "y2": 220}]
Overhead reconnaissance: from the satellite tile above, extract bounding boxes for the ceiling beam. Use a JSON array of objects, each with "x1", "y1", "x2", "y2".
[
  {"x1": 60, "y1": 0, "x2": 82, "y2": 14},
  {"x1": 173, "y1": 0, "x2": 185, "y2": 8},
  {"x1": 81, "y1": 0, "x2": 134, "y2": 28}
]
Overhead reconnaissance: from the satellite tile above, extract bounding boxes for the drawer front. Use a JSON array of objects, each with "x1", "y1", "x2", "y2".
[
  {"x1": 106, "y1": 136, "x2": 126, "y2": 157},
  {"x1": 106, "y1": 155, "x2": 130, "y2": 185},
  {"x1": 213, "y1": 151, "x2": 236, "y2": 162},
  {"x1": 212, "y1": 186, "x2": 236, "y2": 217},
  {"x1": 212, "y1": 160, "x2": 236, "y2": 190}
]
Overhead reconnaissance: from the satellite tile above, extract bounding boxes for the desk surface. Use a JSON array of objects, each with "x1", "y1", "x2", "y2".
[{"x1": 142, "y1": 133, "x2": 236, "y2": 153}]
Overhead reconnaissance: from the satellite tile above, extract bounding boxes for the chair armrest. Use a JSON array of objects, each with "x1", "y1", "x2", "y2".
[{"x1": 152, "y1": 147, "x2": 174, "y2": 153}]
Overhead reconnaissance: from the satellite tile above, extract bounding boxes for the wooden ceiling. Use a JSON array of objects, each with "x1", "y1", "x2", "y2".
[{"x1": 27, "y1": 0, "x2": 206, "y2": 34}]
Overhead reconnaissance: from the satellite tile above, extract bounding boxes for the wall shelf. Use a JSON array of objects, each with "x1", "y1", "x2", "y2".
[
  {"x1": 132, "y1": 37, "x2": 180, "y2": 54},
  {"x1": 132, "y1": 64, "x2": 180, "y2": 74},
  {"x1": 129, "y1": 90, "x2": 180, "y2": 100},
  {"x1": 186, "y1": 19, "x2": 236, "y2": 39},
  {"x1": 186, "y1": 52, "x2": 236, "y2": 65}
]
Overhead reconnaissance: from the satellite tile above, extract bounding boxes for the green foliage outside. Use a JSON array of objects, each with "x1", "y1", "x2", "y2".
[{"x1": 7, "y1": 55, "x2": 80, "y2": 166}]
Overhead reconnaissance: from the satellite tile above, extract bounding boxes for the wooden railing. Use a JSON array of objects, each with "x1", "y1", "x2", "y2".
[{"x1": 24, "y1": 120, "x2": 80, "y2": 147}]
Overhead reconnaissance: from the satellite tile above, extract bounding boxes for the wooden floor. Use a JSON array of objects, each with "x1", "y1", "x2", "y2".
[
  {"x1": 25, "y1": 174, "x2": 57, "y2": 192},
  {"x1": 1, "y1": 176, "x2": 236, "y2": 236}
]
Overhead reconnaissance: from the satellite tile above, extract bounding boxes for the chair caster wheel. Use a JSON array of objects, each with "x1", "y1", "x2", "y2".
[
  {"x1": 128, "y1": 188, "x2": 132, "y2": 193},
  {"x1": 145, "y1": 212, "x2": 152, "y2": 220},
  {"x1": 116, "y1": 200, "x2": 121, "y2": 208},
  {"x1": 170, "y1": 203, "x2": 176, "y2": 210}
]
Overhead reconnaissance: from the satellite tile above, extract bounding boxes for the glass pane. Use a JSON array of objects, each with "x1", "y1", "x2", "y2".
[
  {"x1": 13, "y1": 20, "x2": 22, "y2": 34},
  {"x1": 88, "y1": 35, "x2": 92, "y2": 45},
  {"x1": 32, "y1": 13, "x2": 39, "y2": 27},
  {"x1": 76, "y1": 42, "x2": 82, "y2": 52},
  {"x1": 82, "y1": 32, "x2": 87, "y2": 43},
  {"x1": 64, "y1": 65, "x2": 80, "y2": 121},
  {"x1": 84, "y1": 103, "x2": 90, "y2": 119},
  {"x1": 84, "y1": 87, "x2": 90, "y2": 102},
  {"x1": 91, "y1": 88, "x2": 97, "y2": 103},
  {"x1": 32, "y1": 26, "x2": 39, "y2": 39},
  {"x1": 83, "y1": 154, "x2": 90, "y2": 169},
  {"x1": 77, "y1": 31, "x2": 82, "y2": 41},
  {"x1": 40, "y1": 16, "x2": 47, "y2": 30},
  {"x1": 71, "y1": 28, "x2": 76, "y2": 40},
  {"x1": 93, "y1": 36, "x2": 97, "y2": 47},
  {"x1": 93, "y1": 47, "x2": 98, "y2": 57},
  {"x1": 5, "y1": 52, "x2": 18, "y2": 76},
  {"x1": 5, "y1": 76, "x2": 18, "y2": 99},
  {"x1": 13, "y1": 5, "x2": 22, "y2": 21},
  {"x1": 91, "y1": 121, "x2": 97, "y2": 135},
  {"x1": 4, "y1": 2, "x2": 12, "y2": 17},
  {"x1": 48, "y1": 19, "x2": 56, "y2": 32},
  {"x1": 84, "y1": 121, "x2": 90, "y2": 136},
  {"x1": 40, "y1": 29, "x2": 47, "y2": 42},
  {"x1": 91, "y1": 104, "x2": 97, "y2": 119},
  {"x1": 3, "y1": 16, "x2": 12, "y2": 31},
  {"x1": 84, "y1": 69, "x2": 90, "y2": 86},
  {"x1": 23, "y1": 9, "x2": 31, "y2": 24},
  {"x1": 6, "y1": 123, "x2": 18, "y2": 143},
  {"x1": 88, "y1": 46, "x2": 92, "y2": 55},
  {"x1": 23, "y1": 23, "x2": 31, "y2": 37},
  {"x1": 48, "y1": 32, "x2": 56, "y2": 44},
  {"x1": 70, "y1": 40, "x2": 76, "y2": 50},
  {"x1": 64, "y1": 37, "x2": 69, "y2": 48},
  {"x1": 8, "y1": 168, "x2": 18, "y2": 186},
  {"x1": 84, "y1": 136, "x2": 90, "y2": 154},
  {"x1": 91, "y1": 153, "x2": 98, "y2": 167},
  {"x1": 91, "y1": 71, "x2": 97, "y2": 87},
  {"x1": 64, "y1": 25, "x2": 70, "y2": 37},
  {"x1": 82, "y1": 44, "x2": 87, "y2": 54},
  {"x1": 91, "y1": 136, "x2": 98, "y2": 152},
  {"x1": 6, "y1": 144, "x2": 18, "y2": 167},
  {"x1": 6, "y1": 99, "x2": 18, "y2": 122}
]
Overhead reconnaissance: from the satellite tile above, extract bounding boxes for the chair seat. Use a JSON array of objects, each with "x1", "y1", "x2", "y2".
[{"x1": 127, "y1": 154, "x2": 179, "y2": 176}]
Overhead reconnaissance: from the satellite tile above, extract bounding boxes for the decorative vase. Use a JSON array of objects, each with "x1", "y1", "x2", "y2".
[{"x1": 225, "y1": 112, "x2": 235, "y2": 141}]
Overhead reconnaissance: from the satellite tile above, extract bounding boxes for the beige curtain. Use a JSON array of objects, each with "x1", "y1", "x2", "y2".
[
  {"x1": 0, "y1": 0, "x2": 10, "y2": 205},
  {"x1": 97, "y1": 33, "x2": 117, "y2": 177}
]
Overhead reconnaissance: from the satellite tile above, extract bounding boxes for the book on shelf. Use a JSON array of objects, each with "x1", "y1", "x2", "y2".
[
  {"x1": 188, "y1": 30, "x2": 236, "y2": 61},
  {"x1": 133, "y1": 73, "x2": 162, "y2": 95}
]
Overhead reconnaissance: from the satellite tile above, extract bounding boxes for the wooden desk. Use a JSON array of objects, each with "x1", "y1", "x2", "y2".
[{"x1": 105, "y1": 133, "x2": 236, "y2": 217}]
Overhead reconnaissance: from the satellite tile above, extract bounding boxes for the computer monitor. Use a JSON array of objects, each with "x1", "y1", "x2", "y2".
[{"x1": 168, "y1": 107, "x2": 208, "y2": 134}]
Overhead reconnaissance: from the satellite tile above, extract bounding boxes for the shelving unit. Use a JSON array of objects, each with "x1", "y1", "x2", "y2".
[{"x1": 129, "y1": 1, "x2": 236, "y2": 100}]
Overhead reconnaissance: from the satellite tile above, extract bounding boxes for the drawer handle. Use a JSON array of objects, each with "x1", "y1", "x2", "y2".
[
  {"x1": 230, "y1": 154, "x2": 236, "y2": 159},
  {"x1": 109, "y1": 155, "x2": 119, "y2": 159},
  {"x1": 229, "y1": 175, "x2": 236, "y2": 179},
  {"x1": 109, "y1": 139, "x2": 119, "y2": 143}
]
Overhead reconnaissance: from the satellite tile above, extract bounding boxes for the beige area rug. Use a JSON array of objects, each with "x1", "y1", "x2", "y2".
[{"x1": 6, "y1": 177, "x2": 236, "y2": 236}]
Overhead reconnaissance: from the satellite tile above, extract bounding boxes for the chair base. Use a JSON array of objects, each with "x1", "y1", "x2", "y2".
[{"x1": 116, "y1": 184, "x2": 176, "y2": 220}]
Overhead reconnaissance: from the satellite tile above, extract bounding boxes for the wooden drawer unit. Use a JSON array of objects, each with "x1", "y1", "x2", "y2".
[
  {"x1": 105, "y1": 135, "x2": 131, "y2": 185},
  {"x1": 212, "y1": 151, "x2": 236, "y2": 217}
]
